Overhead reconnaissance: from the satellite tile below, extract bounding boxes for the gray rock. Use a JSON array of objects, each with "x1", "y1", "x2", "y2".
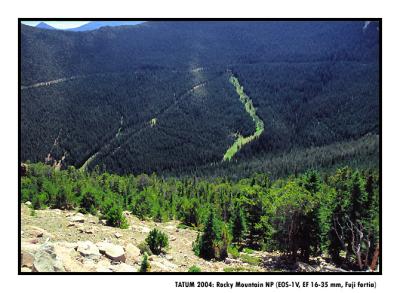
[
  {"x1": 96, "y1": 241, "x2": 113, "y2": 253},
  {"x1": 76, "y1": 241, "x2": 101, "y2": 259},
  {"x1": 224, "y1": 257, "x2": 242, "y2": 265},
  {"x1": 68, "y1": 215, "x2": 85, "y2": 223},
  {"x1": 25, "y1": 201, "x2": 32, "y2": 206},
  {"x1": 294, "y1": 261, "x2": 316, "y2": 272},
  {"x1": 32, "y1": 243, "x2": 65, "y2": 272}
]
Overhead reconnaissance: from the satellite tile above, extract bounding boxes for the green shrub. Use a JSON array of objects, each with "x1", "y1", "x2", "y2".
[
  {"x1": 145, "y1": 228, "x2": 169, "y2": 255},
  {"x1": 139, "y1": 253, "x2": 151, "y2": 272},
  {"x1": 105, "y1": 204, "x2": 129, "y2": 229},
  {"x1": 80, "y1": 189, "x2": 98, "y2": 214},
  {"x1": 228, "y1": 245, "x2": 240, "y2": 259},
  {"x1": 32, "y1": 193, "x2": 47, "y2": 210},
  {"x1": 188, "y1": 265, "x2": 201, "y2": 272}
]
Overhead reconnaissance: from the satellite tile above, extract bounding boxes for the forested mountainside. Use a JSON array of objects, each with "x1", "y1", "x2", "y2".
[{"x1": 20, "y1": 21, "x2": 380, "y2": 176}]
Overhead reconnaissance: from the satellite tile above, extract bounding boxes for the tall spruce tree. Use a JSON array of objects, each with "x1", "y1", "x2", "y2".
[
  {"x1": 299, "y1": 171, "x2": 322, "y2": 261},
  {"x1": 231, "y1": 203, "x2": 247, "y2": 245},
  {"x1": 198, "y1": 209, "x2": 218, "y2": 260}
]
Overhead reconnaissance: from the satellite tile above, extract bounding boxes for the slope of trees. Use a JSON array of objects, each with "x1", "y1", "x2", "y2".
[
  {"x1": 21, "y1": 21, "x2": 380, "y2": 176},
  {"x1": 21, "y1": 163, "x2": 380, "y2": 271}
]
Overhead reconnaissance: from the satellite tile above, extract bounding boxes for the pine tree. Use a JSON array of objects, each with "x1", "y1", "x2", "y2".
[
  {"x1": 139, "y1": 253, "x2": 151, "y2": 272},
  {"x1": 198, "y1": 210, "x2": 218, "y2": 260},
  {"x1": 299, "y1": 171, "x2": 322, "y2": 261},
  {"x1": 231, "y1": 203, "x2": 247, "y2": 245}
]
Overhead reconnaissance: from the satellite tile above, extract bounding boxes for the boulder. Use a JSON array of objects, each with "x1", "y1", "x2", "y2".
[
  {"x1": 76, "y1": 241, "x2": 101, "y2": 259},
  {"x1": 114, "y1": 232, "x2": 123, "y2": 239},
  {"x1": 294, "y1": 261, "x2": 316, "y2": 272},
  {"x1": 96, "y1": 241, "x2": 126, "y2": 262},
  {"x1": 96, "y1": 241, "x2": 113, "y2": 253},
  {"x1": 32, "y1": 243, "x2": 65, "y2": 272},
  {"x1": 224, "y1": 257, "x2": 242, "y2": 265},
  {"x1": 28, "y1": 226, "x2": 48, "y2": 238},
  {"x1": 125, "y1": 243, "x2": 141, "y2": 260},
  {"x1": 78, "y1": 227, "x2": 95, "y2": 234},
  {"x1": 104, "y1": 244, "x2": 126, "y2": 262},
  {"x1": 25, "y1": 201, "x2": 32, "y2": 206},
  {"x1": 320, "y1": 265, "x2": 347, "y2": 272},
  {"x1": 68, "y1": 215, "x2": 85, "y2": 223}
]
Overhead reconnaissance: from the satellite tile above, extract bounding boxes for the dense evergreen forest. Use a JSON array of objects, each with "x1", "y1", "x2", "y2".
[
  {"x1": 21, "y1": 21, "x2": 380, "y2": 176},
  {"x1": 21, "y1": 163, "x2": 379, "y2": 271}
]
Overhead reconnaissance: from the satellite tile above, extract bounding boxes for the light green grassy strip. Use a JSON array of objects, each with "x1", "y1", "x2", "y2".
[{"x1": 223, "y1": 76, "x2": 265, "y2": 161}]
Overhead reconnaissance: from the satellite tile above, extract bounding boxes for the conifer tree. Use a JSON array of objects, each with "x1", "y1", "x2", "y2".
[
  {"x1": 139, "y1": 253, "x2": 151, "y2": 272},
  {"x1": 198, "y1": 210, "x2": 218, "y2": 260},
  {"x1": 231, "y1": 203, "x2": 247, "y2": 245}
]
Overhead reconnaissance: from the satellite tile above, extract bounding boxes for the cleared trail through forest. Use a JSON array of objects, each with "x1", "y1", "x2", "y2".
[
  {"x1": 223, "y1": 75, "x2": 265, "y2": 161},
  {"x1": 21, "y1": 76, "x2": 84, "y2": 90}
]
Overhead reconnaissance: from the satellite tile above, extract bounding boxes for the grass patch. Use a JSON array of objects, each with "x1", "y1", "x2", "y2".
[
  {"x1": 29, "y1": 208, "x2": 36, "y2": 217},
  {"x1": 223, "y1": 266, "x2": 255, "y2": 272},
  {"x1": 188, "y1": 265, "x2": 201, "y2": 272},
  {"x1": 228, "y1": 245, "x2": 240, "y2": 259},
  {"x1": 242, "y1": 247, "x2": 255, "y2": 254},
  {"x1": 177, "y1": 223, "x2": 190, "y2": 229},
  {"x1": 223, "y1": 75, "x2": 265, "y2": 161},
  {"x1": 240, "y1": 253, "x2": 261, "y2": 266}
]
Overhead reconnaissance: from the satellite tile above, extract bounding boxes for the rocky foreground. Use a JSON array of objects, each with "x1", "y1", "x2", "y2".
[{"x1": 20, "y1": 204, "x2": 346, "y2": 273}]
